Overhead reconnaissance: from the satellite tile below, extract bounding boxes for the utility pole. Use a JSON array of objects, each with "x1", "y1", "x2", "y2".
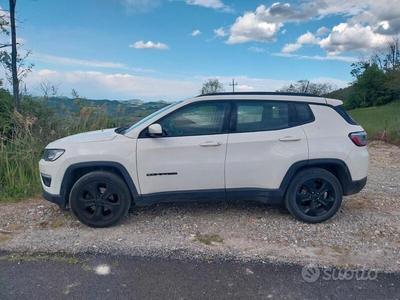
[{"x1": 229, "y1": 78, "x2": 237, "y2": 92}]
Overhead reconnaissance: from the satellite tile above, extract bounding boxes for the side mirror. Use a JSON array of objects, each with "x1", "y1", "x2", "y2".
[{"x1": 148, "y1": 123, "x2": 163, "y2": 136}]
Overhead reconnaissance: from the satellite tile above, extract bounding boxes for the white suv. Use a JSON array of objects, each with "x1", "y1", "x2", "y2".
[{"x1": 39, "y1": 92, "x2": 369, "y2": 227}]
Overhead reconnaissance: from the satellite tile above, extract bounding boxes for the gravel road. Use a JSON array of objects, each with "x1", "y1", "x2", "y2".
[{"x1": 1, "y1": 141, "x2": 399, "y2": 272}]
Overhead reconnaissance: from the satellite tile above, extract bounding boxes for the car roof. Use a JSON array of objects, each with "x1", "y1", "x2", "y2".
[{"x1": 195, "y1": 92, "x2": 328, "y2": 104}]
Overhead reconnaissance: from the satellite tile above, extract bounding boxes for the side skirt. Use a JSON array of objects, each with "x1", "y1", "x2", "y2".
[{"x1": 135, "y1": 188, "x2": 284, "y2": 206}]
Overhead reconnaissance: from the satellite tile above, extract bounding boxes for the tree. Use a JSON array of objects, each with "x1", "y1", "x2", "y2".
[
  {"x1": 348, "y1": 37, "x2": 400, "y2": 108},
  {"x1": 35, "y1": 79, "x2": 60, "y2": 108},
  {"x1": 0, "y1": 0, "x2": 33, "y2": 112},
  {"x1": 9, "y1": 0, "x2": 18, "y2": 111},
  {"x1": 200, "y1": 78, "x2": 225, "y2": 95},
  {"x1": 277, "y1": 80, "x2": 335, "y2": 96}
]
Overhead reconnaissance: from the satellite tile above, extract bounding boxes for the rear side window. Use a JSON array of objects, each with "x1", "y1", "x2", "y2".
[
  {"x1": 334, "y1": 105, "x2": 358, "y2": 125},
  {"x1": 234, "y1": 101, "x2": 298, "y2": 132},
  {"x1": 295, "y1": 103, "x2": 315, "y2": 124}
]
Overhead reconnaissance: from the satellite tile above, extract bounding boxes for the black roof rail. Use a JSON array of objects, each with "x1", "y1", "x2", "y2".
[{"x1": 196, "y1": 92, "x2": 321, "y2": 98}]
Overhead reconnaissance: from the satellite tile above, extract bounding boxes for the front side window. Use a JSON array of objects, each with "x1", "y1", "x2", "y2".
[
  {"x1": 235, "y1": 101, "x2": 297, "y2": 132},
  {"x1": 158, "y1": 102, "x2": 227, "y2": 137}
]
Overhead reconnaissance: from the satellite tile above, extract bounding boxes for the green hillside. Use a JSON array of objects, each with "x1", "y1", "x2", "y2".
[
  {"x1": 348, "y1": 100, "x2": 400, "y2": 144},
  {"x1": 34, "y1": 96, "x2": 170, "y2": 118}
]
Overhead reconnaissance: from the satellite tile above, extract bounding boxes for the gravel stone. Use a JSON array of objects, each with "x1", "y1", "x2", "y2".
[{"x1": 0, "y1": 141, "x2": 399, "y2": 272}]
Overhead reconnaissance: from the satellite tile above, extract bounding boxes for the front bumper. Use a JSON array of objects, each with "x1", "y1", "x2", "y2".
[{"x1": 42, "y1": 190, "x2": 69, "y2": 210}]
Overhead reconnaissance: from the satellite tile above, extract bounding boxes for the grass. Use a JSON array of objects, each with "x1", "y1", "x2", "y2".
[
  {"x1": 348, "y1": 100, "x2": 400, "y2": 144},
  {"x1": 0, "y1": 137, "x2": 43, "y2": 202},
  {"x1": 195, "y1": 232, "x2": 223, "y2": 245},
  {"x1": 0, "y1": 252, "x2": 80, "y2": 264},
  {"x1": 0, "y1": 99, "x2": 130, "y2": 203}
]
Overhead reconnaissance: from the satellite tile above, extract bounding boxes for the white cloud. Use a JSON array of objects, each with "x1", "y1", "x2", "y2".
[
  {"x1": 223, "y1": 0, "x2": 399, "y2": 57},
  {"x1": 315, "y1": 0, "x2": 369, "y2": 17},
  {"x1": 226, "y1": 6, "x2": 284, "y2": 44},
  {"x1": 32, "y1": 53, "x2": 128, "y2": 69},
  {"x1": 319, "y1": 23, "x2": 387, "y2": 55},
  {"x1": 201, "y1": 75, "x2": 294, "y2": 92},
  {"x1": 282, "y1": 31, "x2": 319, "y2": 53},
  {"x1": 316, "y1": 26, "x2": 330, "y2": 36},
  {"x1": 297, "y1": 31, "x2": 318, "y2": 44},
  {"x1": 191, "y1": 29, "x2": 201, "y2": 36},
  {"x1": 26, "y1": 69, "x2": 198, "y2": 101},
  {"x1": 130, "y1": 40, "x2": 169, "y2": 50},
  {"x1": 248, "y1": 46, "x2": 265, "y2": 53},
  {"x1": 0, "y1": 66, "x2": 350, "y2": 102},
  {"x1": 225, "y1": 2, "x2": 322, "y2": 45},
  {"x1": 215, "y1": 75, "x2": 349, "y2": 92},
  {"x1": 118, "y1": 0, "x2": 162, "y2": 13},
  {"x1": 214, "y1": 27, "x2": 228, "y2": 37},
  {"x1": 282, "y1": 43, "x2": 302, "y2": 53},
  {"x1": 274, "y1": 52, "x2": 358, "y2": 63},
  {"x1": 185, "y1": 0, "x2": 233, "y2": 12}
]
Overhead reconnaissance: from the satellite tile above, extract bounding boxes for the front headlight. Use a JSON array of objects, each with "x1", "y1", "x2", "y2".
[{"x1": 42, "y1": 149, "x2": 65, "y2": 161}]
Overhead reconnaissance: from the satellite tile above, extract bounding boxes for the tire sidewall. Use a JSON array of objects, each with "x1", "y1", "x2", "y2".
[
  {"x1": 70, "y1": 171, "x2": 131, "y2": 228},
  {"x1": 285, "y1": 169, "x2": 343, "y2": 223}
]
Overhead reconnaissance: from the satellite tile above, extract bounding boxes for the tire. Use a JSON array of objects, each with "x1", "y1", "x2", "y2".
[
  {"x1": 284, "y1": 168, "x2": 343, "y2": 223},
  {"x1": 69, "y1": 171, "x2": 131, "y2": 228}
]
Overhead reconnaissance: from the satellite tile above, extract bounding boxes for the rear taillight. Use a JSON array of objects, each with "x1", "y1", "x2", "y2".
[{"x1": 349, "y1": 131, "x2": 367, "y2": 146}]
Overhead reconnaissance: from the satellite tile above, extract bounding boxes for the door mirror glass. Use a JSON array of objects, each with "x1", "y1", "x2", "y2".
[{"x1": 148, "y1": 123, "x2": 163, "y2": 136}]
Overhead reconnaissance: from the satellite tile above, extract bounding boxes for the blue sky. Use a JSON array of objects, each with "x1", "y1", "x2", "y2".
[{"x1": 0, "y1": 0, "x2": 399, "y2": 101}]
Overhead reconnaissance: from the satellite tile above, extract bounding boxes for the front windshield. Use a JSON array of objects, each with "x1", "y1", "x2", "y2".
[{"x1": 125, "y1": 101, "x2": 183, "y2": 134}]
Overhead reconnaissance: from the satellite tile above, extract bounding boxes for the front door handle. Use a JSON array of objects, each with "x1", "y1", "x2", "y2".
[
  {"x1": 279, "y1": 136, "x2": 301, "y2": 142},
  {"x1": 200, "y1": 141, "x2": 222, "y2": 147}
]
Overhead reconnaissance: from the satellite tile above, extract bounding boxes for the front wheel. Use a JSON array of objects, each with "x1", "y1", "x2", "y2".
[
  {"x1": 284, "y1": 168, "x2": 343, "y2": 223},
  {"x1": 69, "y1": 171, "x2": 131, "y2": 228}
]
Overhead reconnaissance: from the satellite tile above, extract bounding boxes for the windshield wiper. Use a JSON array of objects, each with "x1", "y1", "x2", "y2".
[{"x1": 114, "y1": 126, "x2": 130, "y2": 134}]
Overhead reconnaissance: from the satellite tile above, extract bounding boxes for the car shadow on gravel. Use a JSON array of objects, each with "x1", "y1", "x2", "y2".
[{"x1": 128, "y1": 200, "x2": 290, "y2": 219}]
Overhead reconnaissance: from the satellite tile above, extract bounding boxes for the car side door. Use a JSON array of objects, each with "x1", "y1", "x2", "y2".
[
  {"x1": 136, "y1": 101, "x2": 230, "y2": 202},
  {"x1": 225, "y1": 100, "x2": 309, "y2": 195}
]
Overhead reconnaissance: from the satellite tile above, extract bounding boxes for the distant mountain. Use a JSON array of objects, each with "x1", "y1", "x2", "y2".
[{"x1": 33, "y1": 96, "x2": 171, "y2": 117}]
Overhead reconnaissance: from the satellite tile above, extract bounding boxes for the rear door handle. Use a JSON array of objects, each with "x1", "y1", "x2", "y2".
[
  {"x1": 200, "y1": 141, "x2": 222, "y2": 147},
  {"x1": 279, "y1": 136, "x2": 301, "y2": 142}
]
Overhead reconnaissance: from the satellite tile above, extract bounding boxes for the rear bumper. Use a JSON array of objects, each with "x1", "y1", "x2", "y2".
[
  {"x1": 42, "y1": 190, "x2": 68, "y2": 210},
  {"x1": 343, "y1": 176, "x2": 367, "y2": 196}
]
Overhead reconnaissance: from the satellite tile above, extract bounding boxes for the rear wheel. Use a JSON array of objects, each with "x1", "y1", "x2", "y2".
[
  {"x1": 69, "y1": 171, "x2": 131, "y2": 228},
  {"x1": 284, "y1": 168, "x2": 343, "y2": 223}
]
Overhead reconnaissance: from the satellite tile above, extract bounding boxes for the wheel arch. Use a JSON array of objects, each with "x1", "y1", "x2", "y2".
[
  {"x1": 280, "y1": 159, "x2": 354, "y2": 196},
  {"x1": 59, "y1": 161, "x2": 139, "y2": 209}
]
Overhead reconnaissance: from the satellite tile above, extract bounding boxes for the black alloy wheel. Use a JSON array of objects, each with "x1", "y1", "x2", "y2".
[
  {"x1": 70, "y1": 171, "x2": 131, "y2": 227},
  {"x1": 285, "y1": 168, "x2": 343, "y2": 223}
]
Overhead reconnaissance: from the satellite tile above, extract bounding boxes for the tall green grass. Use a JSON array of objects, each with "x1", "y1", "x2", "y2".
[
  {"x1": 0, "y1": 137, "x2": 42, "y2": 201},
  {"x1": 348, "y1": 100, "x2": 400, "y2": 144},
  {"x1": 0, "y1": 98, "x2": 121, "y2": 202}
]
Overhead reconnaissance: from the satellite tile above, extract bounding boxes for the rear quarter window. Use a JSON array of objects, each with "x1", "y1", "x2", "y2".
[
  {"x1": 334, "y1": 106, "x2": 358, "y2": 125},
  {"x1": 295, "y1": 103, "x2": 315, "y2": 124}
]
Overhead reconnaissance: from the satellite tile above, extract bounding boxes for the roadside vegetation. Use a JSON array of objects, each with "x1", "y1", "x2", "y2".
[
  {"x1": 348, "y1": 100, "x2": 400, "y2": 144},
  {"x1": 0, "y1": 88, "x2": 121, "y2": 202}
]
